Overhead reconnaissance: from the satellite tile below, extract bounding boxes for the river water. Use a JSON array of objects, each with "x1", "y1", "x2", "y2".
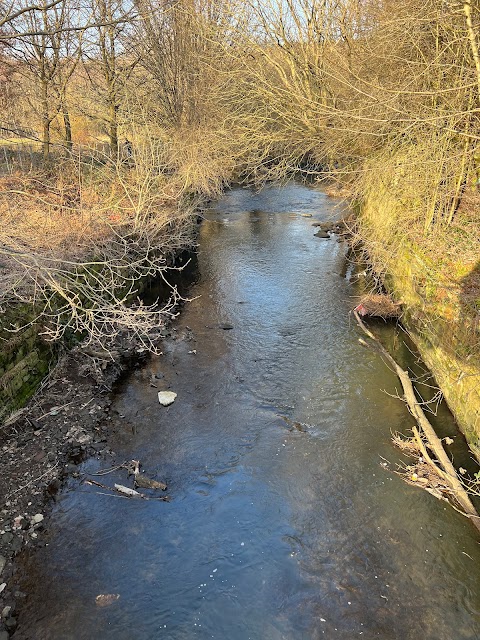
[{"x1": 13, "y1": 184, "x2": 480, "y2": 639}]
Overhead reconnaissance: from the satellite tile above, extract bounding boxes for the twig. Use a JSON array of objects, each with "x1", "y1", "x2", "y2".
[
  {"x1": 37, "y1": 401, "x2": 75, "y2": 421},
  {"x1": 89, "y1": 462, "x2": 128, "y2": 476},
  {"x1": 84, "y1": 478, "x2": 170, "y2": 501},
  {"x1": 6, "y1": 462, "x2": 59, "y2": 499}
]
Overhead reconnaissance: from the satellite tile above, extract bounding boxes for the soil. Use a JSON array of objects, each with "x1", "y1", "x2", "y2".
[{"x1": 0, "y1": 329, "x2": 174, "y2": 636}]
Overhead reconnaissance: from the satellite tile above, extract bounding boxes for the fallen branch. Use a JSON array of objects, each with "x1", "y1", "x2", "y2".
[
  {"x1": 114, "y1": 483, "x2": 142, "y2": 498},
  {"x1": 84, "y1": 478, "x2": 170, "y2": 501},
  {"x1": 353, "y1": 309, "x2": 480, "y2": 532}
]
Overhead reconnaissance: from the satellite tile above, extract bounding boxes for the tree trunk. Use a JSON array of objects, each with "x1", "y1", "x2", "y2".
[
  {"x1": 62, "y1": 103, "x2": 73, "y2": 152},
  {"x1": 42, "y1": 112, "x2": 50, "y2": 160},
  {"x1": 108, "y1": 99, "x2": 118, "y2": 156},
  {"x1": 41, "y1": 81, "x2": 50, "y2": 160},
  {"x1": 463, "y1": 1, "x2": 480, "y2": 188}
]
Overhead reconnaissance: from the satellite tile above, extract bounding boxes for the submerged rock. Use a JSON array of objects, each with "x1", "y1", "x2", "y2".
[
  {"x1": 95, "y1": 594, "x2": 120, "y2": 607},
  {"x1": 314, "y1": 230, "x2": 331, "y2": 239}
]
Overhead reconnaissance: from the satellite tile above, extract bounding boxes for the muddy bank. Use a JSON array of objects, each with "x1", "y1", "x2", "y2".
[
  {"x1": 0, "y1": 339, "x2": 154, "y2": 635},
  {"x1": 0, "y1": 252, "x2": 198, "y2": 636}
]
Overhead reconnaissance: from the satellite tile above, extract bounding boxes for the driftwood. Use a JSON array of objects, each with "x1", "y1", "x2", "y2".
[
  {"x1": 84, "y1": 478, "x2": 170, "y2": 501},
  {"x1": 353, "y1": 310, "x2": 480, "y2": 533},
  {"x1": 114, "y1": 483, "x2": 141, "y2": 497},
  {"x1": 131, "y1": 459, "x2": 167, "y2": 491}
]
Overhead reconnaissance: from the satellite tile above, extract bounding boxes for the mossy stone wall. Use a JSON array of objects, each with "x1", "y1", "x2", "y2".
[
  {"x1": 0, "y1": 313, "x2": 57, "y2": 423},
  {"x1": 360, "y1": 193, "x2": 480, "y2": 459}
]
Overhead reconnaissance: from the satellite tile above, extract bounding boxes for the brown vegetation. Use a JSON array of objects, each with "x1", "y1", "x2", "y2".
[{"x1": 0, "y1": 0, "x2": 478, "y2": 430}]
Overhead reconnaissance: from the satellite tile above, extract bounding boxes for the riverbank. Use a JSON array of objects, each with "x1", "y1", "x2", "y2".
[
  {"x1": 355, "y1": 175, "x2": 480, "y2": 460},
  {"x1": 0, "y1": 155, "x2": 203, "y2": 421},
  {"x1": 0, "y1": 210, "x2": 199, "y2": 636},
  {"x1": 0, "y1": 287, "x2": 198, "y2": 636}
]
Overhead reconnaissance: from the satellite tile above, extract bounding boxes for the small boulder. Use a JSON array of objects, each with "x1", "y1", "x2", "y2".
[
  {"x1": 1, "y1": 606, "x2": 11, "y2": 620},
  {"x1": 158, "y1": 391, "x2": 177, "y2": 407}
]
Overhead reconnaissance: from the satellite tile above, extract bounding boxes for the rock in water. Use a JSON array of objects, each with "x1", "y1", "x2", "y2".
[
  {"x1": 158, "y1": 391, "x2": 177, "y2": 406},
  {"x1": 314, "y1": 230, "x2": 331, "y2": 239}
]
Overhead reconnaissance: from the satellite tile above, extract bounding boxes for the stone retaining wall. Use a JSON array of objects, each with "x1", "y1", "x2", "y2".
[
  {"x1": 360, "y1": 191, "x2": 480, "y2": 459},
  {"x1": 0, "y1": 319, "x2": 56, "y2": 423}
]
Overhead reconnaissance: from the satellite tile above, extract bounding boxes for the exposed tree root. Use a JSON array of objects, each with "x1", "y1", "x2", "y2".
[{"x1": 353, "y1": 309, "x2": 480, "y2": 533}]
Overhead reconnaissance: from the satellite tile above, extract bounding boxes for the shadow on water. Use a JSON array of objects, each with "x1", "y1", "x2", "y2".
[
  {"x1": 11, "y1": 184, "x2": 480, "y2": 640},
  {"x1": 141, "y1": 249, "x2": 200, "y2": 307}
]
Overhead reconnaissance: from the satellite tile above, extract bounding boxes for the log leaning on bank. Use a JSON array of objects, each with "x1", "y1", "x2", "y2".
[{"x1": 353, "y1": 310, "x2": 480, "y2": 533}]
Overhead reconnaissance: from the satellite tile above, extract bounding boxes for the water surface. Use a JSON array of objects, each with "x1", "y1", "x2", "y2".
[{"x1": 14, "y1": 184, "x2": 480, "y2": 639}]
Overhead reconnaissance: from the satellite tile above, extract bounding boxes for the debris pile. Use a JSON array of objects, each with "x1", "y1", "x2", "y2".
[
  {"x1": 84, "y1": 459, "x2": 169, "y2": 501},
  {"x1": 354, "y1": 294, "x2": 402, "y2": 319},
  {"x1": 392, "y1": 432, "x2": 458, "y2": 502}
]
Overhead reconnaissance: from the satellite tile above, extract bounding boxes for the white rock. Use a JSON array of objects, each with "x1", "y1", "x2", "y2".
[
  {"x1": 32, "y1": 514, "x2": 44, "y2": 524},
  {"x1": 158, "y1": 391, "x2": 177, "y2": 407}
]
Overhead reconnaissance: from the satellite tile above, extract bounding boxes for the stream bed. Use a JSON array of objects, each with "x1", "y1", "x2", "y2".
[{"x1": 12, "y1": 184, "x2": 480, "y2": 639}]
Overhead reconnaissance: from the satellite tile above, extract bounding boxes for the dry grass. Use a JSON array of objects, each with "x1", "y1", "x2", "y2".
[{"x1": 0, "y1": 154, "x2": 198, "y2": 350}]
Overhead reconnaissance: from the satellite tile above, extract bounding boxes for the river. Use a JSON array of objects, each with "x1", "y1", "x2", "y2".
[{"x1": 12, "y1": 184, "x2": 480, "y2": 639}]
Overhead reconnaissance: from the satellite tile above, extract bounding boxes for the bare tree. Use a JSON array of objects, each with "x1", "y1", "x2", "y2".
[
  {"x1": 6, "y1": 0, "x2": 85, "y2": 156},
  {"x1": 81, "y1": 0, "x2": 137, "y2": 155}
]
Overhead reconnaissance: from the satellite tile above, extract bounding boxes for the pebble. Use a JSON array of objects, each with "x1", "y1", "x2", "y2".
[
  {"x1": 158, "y1": 391, "x2": 177, "y2": 407},
  {"x1": 0, "y1": 557, "x2": 5, "y2": 575},
  {"x1": 31, "y1": 514, "x2": 44, "y2": 525}
]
